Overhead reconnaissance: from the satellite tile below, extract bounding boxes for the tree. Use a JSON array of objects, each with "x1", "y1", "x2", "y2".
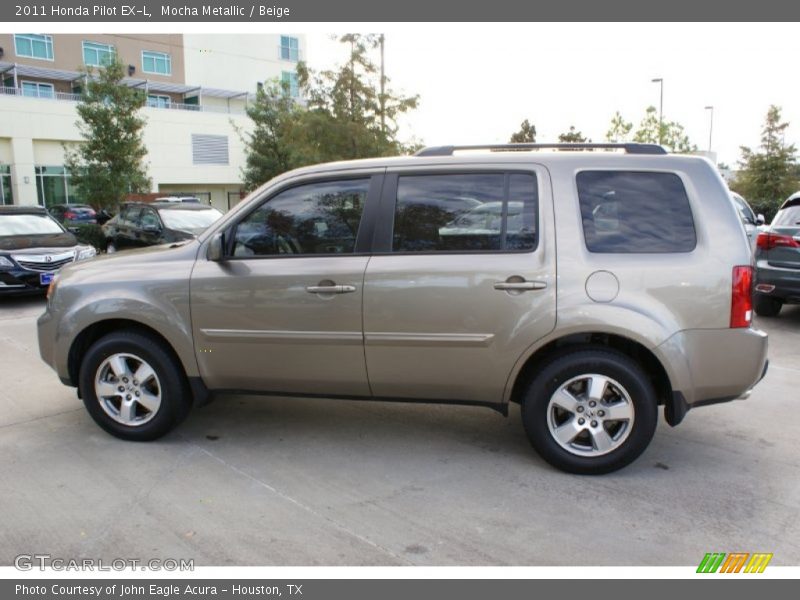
[
  {"x1": 64, "y1": 58, "x2": 150, "y2": 209},
  {"x1": 605, "y1": 111, "x2": 632, "y2": 142},
  {"x1": 558, "y1": 126, "x2": 590, "y2": 143},
  {"x1": 509, "y1": 119, "x2": 536, "y2": 143},
  {"x1": 632, "y1": 106, "x2": 696, "y2": 153},
  {"x1": 240, "y1": 34, "x2": 420, "y2": 190},
  {"x1": 731, "y1": 105, "x2": 799, "y2": 221},
  {"x1": 605, "y1": 108, "x2": 696, "y2": 153},
  {"x1": 297, "y1": 33, "x2": 419, "y2": 163},
  {"x1": 238, "y1": 80, "x2": 301, "y2": 192}
]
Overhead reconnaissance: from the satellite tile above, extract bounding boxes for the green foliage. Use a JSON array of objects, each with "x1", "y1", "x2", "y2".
[
  {"x1": 605, "y1": 112, "x2": 632, "y2": 142},
  {"x1": 64, "y1": 58, "x2": 151, "y2": 210},
  {"x1": 606, "y1": 107, "x2": 696, "y2": 153},
  {"x1": 240, "y1": 34, "x2": 420, "y2": 192},
  {"x1": 509, "y1": 119, "x2": 536, "y2": 143},
  {"x1": 73, "y1": 224, "x2": 106, "y2": 250},
  {"x1": 731, "y1": 105, "x2": 799, "y2": 222},
  {"x1": 558, "y1": 126, "x2": 590, "y2": 143}
]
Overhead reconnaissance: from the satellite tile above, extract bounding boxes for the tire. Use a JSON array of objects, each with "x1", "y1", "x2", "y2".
[
  {"x1": 521, "y1": 348, "x2": 658, "y2": 475},
  {"x1": 106, "y1": 241, "x2": 117, "y2": 254},
  {"x1": 78, "y1": 330, "x2": 192, "y2": 441},
  {"x1": 753, "y1": 294, "x2": 782, "y2": 317}
]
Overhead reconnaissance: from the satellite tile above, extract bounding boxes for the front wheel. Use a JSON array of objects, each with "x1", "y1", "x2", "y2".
[
  {"x1": 78, "y1": 331, "x2": 192, "y2": 440},
  {"x1": 106, "y1": 241, "x2": 117, "y2": 254},
  {"x1": 521, "y1": 349, "x2": 658, "y2": 474}
]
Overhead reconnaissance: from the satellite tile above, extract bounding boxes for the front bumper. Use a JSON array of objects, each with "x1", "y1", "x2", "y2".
[{"x1": 0, "y1": 267, "x2": 53, "y2": 295}]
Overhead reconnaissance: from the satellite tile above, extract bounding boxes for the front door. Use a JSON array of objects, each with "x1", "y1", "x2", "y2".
[
  {"x1": 363, "y1": 167, "x2": 557, "y2": 404},
  {"x1": 190, "y1": 176, "x2": 379, "y2": 396}
]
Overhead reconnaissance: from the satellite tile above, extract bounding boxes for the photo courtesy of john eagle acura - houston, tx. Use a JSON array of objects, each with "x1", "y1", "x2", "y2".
[{"x1": 37, "y1": 143, "x2": 769, "y2": 474}]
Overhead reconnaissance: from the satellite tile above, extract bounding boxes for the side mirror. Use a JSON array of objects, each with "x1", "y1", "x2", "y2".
[
  {"x1": 207, "y1": 232, "x2": 225, "y2": 262},
  {"x1": 756, "y1": 214, "x2": 766, "y2": 226}
]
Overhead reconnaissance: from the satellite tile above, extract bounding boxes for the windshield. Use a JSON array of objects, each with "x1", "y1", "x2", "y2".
[
  {"x1": 159, "y1": 208, "x2": 222, "y2": 232},
  {"x1": 0, "y1": 214, "x2": 65, "y2": 236},
  {"x1": 731, "y1": 193, "x2": 756, "y2": 224}
]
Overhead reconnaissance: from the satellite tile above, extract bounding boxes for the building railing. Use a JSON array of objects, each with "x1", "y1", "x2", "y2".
[{"x1": 0, "y1": 86, "x2": 246, "y2": 115}]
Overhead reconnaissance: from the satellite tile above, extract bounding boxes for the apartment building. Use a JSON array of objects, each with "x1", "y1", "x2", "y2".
[{"x1": 0, "y1": 33, "x2": 306, "y2": 211}]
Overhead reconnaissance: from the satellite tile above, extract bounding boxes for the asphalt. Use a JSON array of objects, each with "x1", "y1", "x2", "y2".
[{"x1": 1, "y1": 295, "x2": 798, "y2": 566}]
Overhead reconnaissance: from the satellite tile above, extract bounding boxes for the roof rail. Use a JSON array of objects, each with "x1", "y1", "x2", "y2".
[{"x1": 414, "y1": 143, "x2": 667, "y2": 157}]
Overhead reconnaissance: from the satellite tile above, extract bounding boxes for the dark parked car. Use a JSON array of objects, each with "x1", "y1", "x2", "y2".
[
  {"x1": 103, "y1": 202, "x2": 223, "y2": 253},
  {"x1": 48, "y1": 204, "x2": 98, "y2": 231},
  {"x1": 753, "y1": 193, "x2": 800, "y2": 317},
  {"x1": 0, "y1": 206, "x2": 96, "y2": 295}
]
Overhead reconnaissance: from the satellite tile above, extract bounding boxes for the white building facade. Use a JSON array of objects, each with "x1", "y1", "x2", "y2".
[{"x1": 0, "y1": 33, "x2": 306, "y2": 211}]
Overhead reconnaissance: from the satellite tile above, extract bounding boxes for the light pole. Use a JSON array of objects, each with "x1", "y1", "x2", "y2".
[
  {"x1": 651, "y1": 78, "x2": 663, "y2": 144},
  {"x1": 705, "y1": 105, "x2": 714, "y2": 152}
]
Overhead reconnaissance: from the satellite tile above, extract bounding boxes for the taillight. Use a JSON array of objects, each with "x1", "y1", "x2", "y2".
[
  {"x1": 730, "y1": 266, "x2": 753, "y2": 328},
  {"x1": 64, "y1": 211, "x2": 76, "y2": 219},
  {"x1": 756, "y1": 232, "x2": 800, "y2": 250}
]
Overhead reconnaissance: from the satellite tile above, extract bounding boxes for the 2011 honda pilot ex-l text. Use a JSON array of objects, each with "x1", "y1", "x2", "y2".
[{"x1": 37, "y1": 143, "x2": 769, "y2": 474}]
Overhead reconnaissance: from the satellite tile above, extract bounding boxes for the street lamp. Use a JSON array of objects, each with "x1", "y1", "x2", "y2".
[
  {"x1": 651, "y1": 78, "x2": 664, "y2": 144},
  {"x1": 705, "y1": 105, "x2": 714, "y2": 152}
]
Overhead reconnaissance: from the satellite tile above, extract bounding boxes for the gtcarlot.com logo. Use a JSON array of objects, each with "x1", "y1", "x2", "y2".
[{"x1": 697, "y1": 552, "x2": 773, "y2": 573}]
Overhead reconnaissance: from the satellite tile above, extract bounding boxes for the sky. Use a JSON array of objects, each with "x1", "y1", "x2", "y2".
[{"x1": 306, "y1": 23, "x2": 800, "y2": 167}]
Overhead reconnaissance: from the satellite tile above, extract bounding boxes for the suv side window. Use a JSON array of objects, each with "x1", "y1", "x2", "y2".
[
  {"x1": 392, "y1": 172, "x2": 537, "y2": 252},
  {"x1": 232, "y1": 179, "x2": 370, "y2": 257},
  {"x1": 120, "y1": 206, "x2": 142, "y2": 227},
  {"x1": 576, "y1": 171, "x2": 696, "y2": 253}
]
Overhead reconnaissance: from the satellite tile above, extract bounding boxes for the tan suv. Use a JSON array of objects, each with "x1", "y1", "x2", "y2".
[{"x1": 37, "y1": 143, "x2": 769, "y2": 474}]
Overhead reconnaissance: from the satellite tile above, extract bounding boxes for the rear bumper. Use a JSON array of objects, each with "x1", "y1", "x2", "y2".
[
  {"x1": 755, "y1": 261, "x2": 800, "y2": 302},
  {"x1": 657, "y1": 326, "x2": 768, "y2": 425},
  {"x1": 665, "y1": 359, "x2": 769, "y2": 426}
]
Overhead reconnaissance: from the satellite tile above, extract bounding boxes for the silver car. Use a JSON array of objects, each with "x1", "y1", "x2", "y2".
[{"x1": 37, "y1": 143, "x2": 769, "y2": 474}]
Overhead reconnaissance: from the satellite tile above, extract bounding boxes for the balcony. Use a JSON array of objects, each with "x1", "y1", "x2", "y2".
[{"x1": 0, "y1": 85, "x2": 247, "y2": 115}]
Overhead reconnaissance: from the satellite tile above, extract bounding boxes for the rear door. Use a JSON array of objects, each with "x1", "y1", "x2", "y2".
[{"x1": 362, "y1": 166, "x2": 556, "y2": 404}]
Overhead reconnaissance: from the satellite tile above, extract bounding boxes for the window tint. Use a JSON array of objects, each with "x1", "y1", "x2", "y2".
[
  {"x1": 140, "y1": 210, "x2": 160, "y2": 230},
  {"x1": 577, "y1": 171, "x2": 696, "y2": 253},
  {"x1": 233, "y1": 179, "x2": 369, "y2": 257},
  {"x1": 392, "y1": 173, "x2": 537, "y2": 252}
]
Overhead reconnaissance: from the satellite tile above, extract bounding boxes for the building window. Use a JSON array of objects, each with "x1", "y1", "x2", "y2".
[
  {"x1": 21, "y1": 81, "x2": 55, "y2": 99},
  {"x1": 14, "y1": 34, "x2": 54, "y2": 60},
  {"x1": 0, "y1": 166, "x2": 12, "y2": 206},
  {"x1": 281, "y1": 71, "x2": 299, "y2": 98},
  {"x1": 147, "y1": 94, "x2": 171, "y2": 108},
  {"x1": 280, "y1": 36, "x2": 299, "y2": 62},
  {"x1": 35, "y1": 166, "x2": 81, "y2": 208},
  {"x1": 82, "y1": 41, "x2": 116, "y2": 67},
  {"x1": 142, "y1": 51, "x2": 172, "y2": 75}
]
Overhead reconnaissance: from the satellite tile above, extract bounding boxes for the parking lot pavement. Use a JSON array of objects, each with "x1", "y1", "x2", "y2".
[{"x1": 1, "y1": 296, "x2": 799, "y2": 567}]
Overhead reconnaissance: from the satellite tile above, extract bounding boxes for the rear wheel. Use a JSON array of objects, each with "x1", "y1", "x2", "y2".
[
  {"x1": 753, "y1": 294, "x2": 782, "y2": 317},
  {"x1": 78, "y1": 331, "x2": 191, "y2": 440},
  {"x1": 521, "y1": 349, "x2": 658, "y2": 474}
]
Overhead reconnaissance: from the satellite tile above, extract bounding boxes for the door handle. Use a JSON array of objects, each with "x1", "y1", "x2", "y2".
[
  {"x1": 305, "y1": 285, "x2": 357, "y2": 294},
  {"x1": 493, "y1": 280, "x2": 547, "y2": 291}
]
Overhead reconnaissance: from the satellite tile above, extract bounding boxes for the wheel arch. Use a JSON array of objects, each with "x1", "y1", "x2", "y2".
[{"x1": 506, "y1": 331, "x2": 674, "y2": 413}]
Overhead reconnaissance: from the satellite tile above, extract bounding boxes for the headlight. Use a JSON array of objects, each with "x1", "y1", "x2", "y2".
[
  {"x1": 0, "y1": 256, "x2": 14, "y2": 269},
  {"x1": 75, "y1": 246, "x2": 97, "y2": 261}
]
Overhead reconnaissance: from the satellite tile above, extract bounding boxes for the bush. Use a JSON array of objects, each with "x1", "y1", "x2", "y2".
[{"x1": 74, "y1": 224, "x2": 106, "y2": 250}]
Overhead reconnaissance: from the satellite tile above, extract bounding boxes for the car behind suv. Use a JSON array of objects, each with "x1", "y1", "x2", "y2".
[
  {"x1": 37, "y1": 143, "x2": 768, "y2": 474},
  {"x1": 103, "y1": 201, "x2": 222, "y2": 253},
  {"x1": 753, "y1": 192, "x2": 800, "y2": 317}
]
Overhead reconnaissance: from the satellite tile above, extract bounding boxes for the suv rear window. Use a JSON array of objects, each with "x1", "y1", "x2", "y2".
[
  {"x1": 576, "y1": 171, "x2": 696, "y2": 253},
  {"x1": 392, "y1": 173, "x2": 537, "y2": 253}
]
